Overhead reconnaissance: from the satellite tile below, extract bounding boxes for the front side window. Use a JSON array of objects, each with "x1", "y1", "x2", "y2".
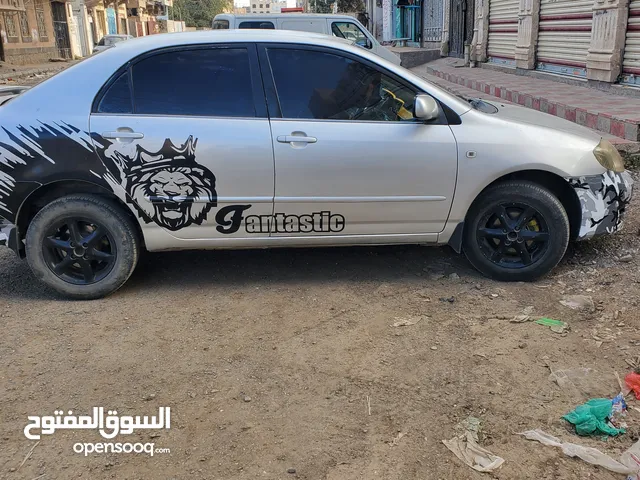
[
  {"x1": 131, "y1": 48, "x2": 255, "y2": 117},
  {"x1": 331, "y1": 22, "x2": 370, "y2": 48},
  {"x1": 212, "y1": 19, "x2": 229, "y2": 29},
  {"x1": 267, "y1": 48, "x2": 417, "y2": 122},
  {"x1": 239, "y1": 21, "x2": 275, "y2": 29}
]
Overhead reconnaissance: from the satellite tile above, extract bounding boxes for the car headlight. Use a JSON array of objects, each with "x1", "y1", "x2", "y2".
[{"x1": 593, "y1": 139, "x2": 625, "y2": 173}]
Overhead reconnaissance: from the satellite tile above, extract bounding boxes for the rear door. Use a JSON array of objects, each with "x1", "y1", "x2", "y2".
[
  {"x1": 260, "y1": 44, "x2": 458, "y2": 237},
  {"x1": 90, "y1": 44, "x2": 274, "y2": 241}
]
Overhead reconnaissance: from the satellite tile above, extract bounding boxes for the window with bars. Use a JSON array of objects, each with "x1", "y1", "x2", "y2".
[
  {"x1": 2, "y1": 11, "x2": 19, "y2": 43},
  {"x1": 36, "y1": 2, "x2": 48, "y2": 41},
  {"x1": 18, "y1": 11, "x2": 31, "y2": 42}
]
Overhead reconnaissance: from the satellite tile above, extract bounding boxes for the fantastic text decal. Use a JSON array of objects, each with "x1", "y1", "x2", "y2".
[{"x1": 215, "y1": 206, "x2": 346, "y2": 234}]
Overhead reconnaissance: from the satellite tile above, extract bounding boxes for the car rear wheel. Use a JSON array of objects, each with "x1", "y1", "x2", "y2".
[
  {"x1": 462, "y1": 181, "x2": 570, "y2": 281},
  {"x1": 26, "y1": 194, "x2": 140, "y2": 299}
]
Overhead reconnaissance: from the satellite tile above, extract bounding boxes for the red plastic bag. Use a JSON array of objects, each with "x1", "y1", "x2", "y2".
[{"x1": 625, "y1": 372, "x2": 640, "y2": 400}]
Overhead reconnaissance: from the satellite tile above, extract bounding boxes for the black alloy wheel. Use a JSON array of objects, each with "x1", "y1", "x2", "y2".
[
  {"x1": 476, "y1": 203, "x2": 550, "y2": 269},
  {"x1": 42, "y1": 218, "x2": 117, "y2": 285},
  {"x1": 462, "y1": 181, "x2": 570, "y2": 281},
  {"x1": 26, "y1": 194, "x2": 140, "y2": 299}
]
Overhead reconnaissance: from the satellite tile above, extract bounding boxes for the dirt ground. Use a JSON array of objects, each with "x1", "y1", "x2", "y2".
[{"x1": 1, "y1": 70, "x2": 640, "y2": 480}]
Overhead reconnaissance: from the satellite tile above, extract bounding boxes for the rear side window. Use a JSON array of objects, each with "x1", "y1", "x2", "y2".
[
  {"x1": 97, "y1": 71, "x2": 132, "y2": 114},
  {"x1": 212, "y1": 19, "x2": 229, "y2": 29},
  {"x1": 239, "y1": 21, "x2": 275, "y2": 29},
  {"x1": 131, "y1": 48, "x2": 255, "y2": 117}
]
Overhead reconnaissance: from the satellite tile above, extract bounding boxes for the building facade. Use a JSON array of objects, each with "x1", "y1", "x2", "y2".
[
  {"x1": 474, "y1": 0, "x2": 640, "y2": 85},
  {"x1": 0, "y1": 0, "x2": 60, "y2": 64}
]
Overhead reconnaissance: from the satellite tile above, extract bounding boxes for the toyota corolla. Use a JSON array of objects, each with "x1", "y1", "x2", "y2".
[{"x1": 0, "y1": 30, "x2": 632, "y2": 298}]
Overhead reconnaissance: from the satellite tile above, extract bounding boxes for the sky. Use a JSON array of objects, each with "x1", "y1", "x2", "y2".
[{"x1": 234, "y1": 0, "x2": 297, "y2": 7}]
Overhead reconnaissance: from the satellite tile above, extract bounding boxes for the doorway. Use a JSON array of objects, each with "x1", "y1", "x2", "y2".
[
  {"x1": 51, "y1": 2, "x2": 71, "y2": 59},
  {"x1": 449, "y1": 0, "x2": 474, "y2": 58}
]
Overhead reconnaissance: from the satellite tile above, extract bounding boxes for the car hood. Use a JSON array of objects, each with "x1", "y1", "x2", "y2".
[{"x1": 481, "y1": 99, "x2": 602, "y2": 142}]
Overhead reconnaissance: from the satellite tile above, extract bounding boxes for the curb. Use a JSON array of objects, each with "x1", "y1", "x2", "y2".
[{"x1": 425, "y1": 65, "x2": 640, "y2": 142}]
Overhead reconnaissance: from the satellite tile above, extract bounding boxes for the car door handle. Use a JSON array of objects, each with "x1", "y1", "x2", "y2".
[
  {"x1": 102, "y1": 131, "x2": 145, "y2": 140},
  {"x1": 277, "y1": 135, "x2": 317, "y2": 144}
]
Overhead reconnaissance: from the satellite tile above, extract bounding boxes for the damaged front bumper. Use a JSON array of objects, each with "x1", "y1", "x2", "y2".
[{"x1": 567, "y1": 170, "x2": 634, "y2": 240}]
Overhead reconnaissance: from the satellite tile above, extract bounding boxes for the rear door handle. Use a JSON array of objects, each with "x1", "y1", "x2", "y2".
[
  {"x1": 277, "y1": 135, "x2": 317, "y2": 144},
  {"x1": 102, "y1": 131, "x2": 144, "y2": 140}
]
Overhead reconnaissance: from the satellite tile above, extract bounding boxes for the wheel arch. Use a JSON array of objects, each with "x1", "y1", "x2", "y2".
[
  {"x1": 14, "y1": 180, "x2": 144, "y2": 257},
  {"x1": 470, "y1": 170, "x2": 582, "y2": 240}
]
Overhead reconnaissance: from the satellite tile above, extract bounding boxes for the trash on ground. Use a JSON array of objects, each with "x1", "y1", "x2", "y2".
[
  {"x1": 391, "y1": 316, "x2": 424, "y2": 327},
  {"x1": 536, "y1": 317, "x2": 569, "y2": 333},
  {"x1": 610, "y1": 393, "x2": 628, "y2": 430},
  {"x1": 510, "y1": 314, "x2": 532, "y2": 323},
  {"x1": 625, "y1": 372, "x2": 640, "y2": 400},
  {"x1": 563, "y1": 398, "x2": 625, "y2": 437},
  {"x1": 442, "y1": 431, "x2": 505, "y2": 472},
  {"x1": 518, "y1": 429, "x2": 637, "y2": 475},
  {"x1": 559, "y1": 295, "x2": 595, "y2": 312},
  {"x1": 548, "y1": 367, "x2": 617, "y2": 401},
  {"x1": 455, "y1": 416, "x2": 483, "y2": 442}
]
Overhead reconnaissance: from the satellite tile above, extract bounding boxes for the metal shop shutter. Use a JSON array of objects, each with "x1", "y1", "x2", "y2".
[
  {"x1": 536, "y1": 0, "x2": 594, "y2": 77},
  {"x1": 487, "y1": 0, "x2": 520, "y2": 66},
  {"x1": 622, "y1": 0, "x2": 640, "y2": 85}
]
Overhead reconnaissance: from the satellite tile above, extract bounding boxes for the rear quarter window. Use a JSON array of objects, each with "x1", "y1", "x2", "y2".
[
  {"x1": 212, "y1": 19, "x2": 229, "y2": 29},
  {"x1": 239, "y1": 21, "x2": 275, "y2": 29}
]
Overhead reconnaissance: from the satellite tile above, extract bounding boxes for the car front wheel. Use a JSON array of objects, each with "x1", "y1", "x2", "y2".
[
  {"x1": 462, "y1": 180, "x2": 570, "y2": 281},
  {"x1": 26, "y1": 194, "x2": 140, "y2": 299}
]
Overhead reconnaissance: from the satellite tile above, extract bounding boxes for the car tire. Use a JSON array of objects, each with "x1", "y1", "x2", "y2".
[
  {"x1": 25, "y1": 194, "x2": 140, "y2": 299},
  {"x1": 462, "y1": 181, "x2": 570, "y2": 281}
]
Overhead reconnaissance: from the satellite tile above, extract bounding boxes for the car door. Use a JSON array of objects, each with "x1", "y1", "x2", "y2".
[
  {"x1": 259, "y1": 44, "x2": 458, "y2": 237},
  {"x1": 90, "y1": 44, "x2": 274, "y2": 241}
]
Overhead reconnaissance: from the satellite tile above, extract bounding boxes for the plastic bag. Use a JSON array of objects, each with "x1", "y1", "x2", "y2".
[
  {"x1": 519, "y1": 429, "x2": 635, "y2": 475},
  {"x1": 563, "y1": 398, "x2": 624, "y2": 437},
  {"x1": 625, "y1": 372, "x2": 640, "y2": 400},
  {"x1": 549, "y1": 367, "x2": 616, "y2": 401},
  {"x1": 443, "y1": 431, "x2": 505, "y2": 472}
]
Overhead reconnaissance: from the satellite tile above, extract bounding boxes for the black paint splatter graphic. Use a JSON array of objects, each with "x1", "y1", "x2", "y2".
[{"x1": 0, "y1": 122, "x2": 218, "y2": 232}]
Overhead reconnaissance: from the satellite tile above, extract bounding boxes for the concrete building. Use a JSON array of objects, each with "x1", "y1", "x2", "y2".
[
  {"x1": 250, "y1": 1, "x2": 273, "y2": 14},
  {"x1": 0, "y1": 0, "x2": 61, "y2": 64},
  {"x1": 271, "y1": 0, "x2": 287, "y2": 12},
  {"x1": 471, "y1": 0, "x2": 640, "y2": 85}
]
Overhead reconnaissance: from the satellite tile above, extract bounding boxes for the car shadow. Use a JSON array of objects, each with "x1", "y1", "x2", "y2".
[{"x1": 0, "y1": 245, "x2": 477, "y2": 301}]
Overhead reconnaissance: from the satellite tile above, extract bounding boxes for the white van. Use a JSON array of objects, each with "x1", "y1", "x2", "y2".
[{"x1": 212, "y1": 13, "x2": 401, "y2": 65}]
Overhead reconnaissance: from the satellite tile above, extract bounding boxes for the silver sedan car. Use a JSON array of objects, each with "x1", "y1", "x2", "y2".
[{"x1": 0, "y1": 30, "x2": 632, "y2": 299}]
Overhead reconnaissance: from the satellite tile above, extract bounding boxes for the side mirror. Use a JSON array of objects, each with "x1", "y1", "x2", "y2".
[{"x1": 414, "y1": 94, "x2": 439, "y2": 121}]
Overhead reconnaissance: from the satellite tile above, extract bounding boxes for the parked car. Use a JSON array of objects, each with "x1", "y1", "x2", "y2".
[
  {"x1": 0, "y1": 30, "x2": 632, "y2": 299},
  {"x1": 0, "y1": 85, "x2": 29, "y2": 106},
  {"x1": 93, "y1": 34, "x2": 133, "y2": 54},
  {"x1": 213, "y1": 13, "x2": 401, "y2": 65}
]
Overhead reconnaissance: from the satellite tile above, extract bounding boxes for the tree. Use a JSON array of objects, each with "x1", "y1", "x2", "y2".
[
  {"x1": 170, "y1": 0, "x2": 232, "y2": 28},
  {"x1": 308, "y1": 0, "x2": 364, "y2": 13},
  {"x1": 337, "y1": 0, "x2": 364, "y2": 12}
]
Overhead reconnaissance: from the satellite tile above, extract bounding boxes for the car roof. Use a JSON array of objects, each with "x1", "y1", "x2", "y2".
[
  {"x1": 110, "y1": 29, "x2": 352, "y2": 53},
  {"x1": 217, "y1": 13, "x2": 356, "y2": 19}
]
